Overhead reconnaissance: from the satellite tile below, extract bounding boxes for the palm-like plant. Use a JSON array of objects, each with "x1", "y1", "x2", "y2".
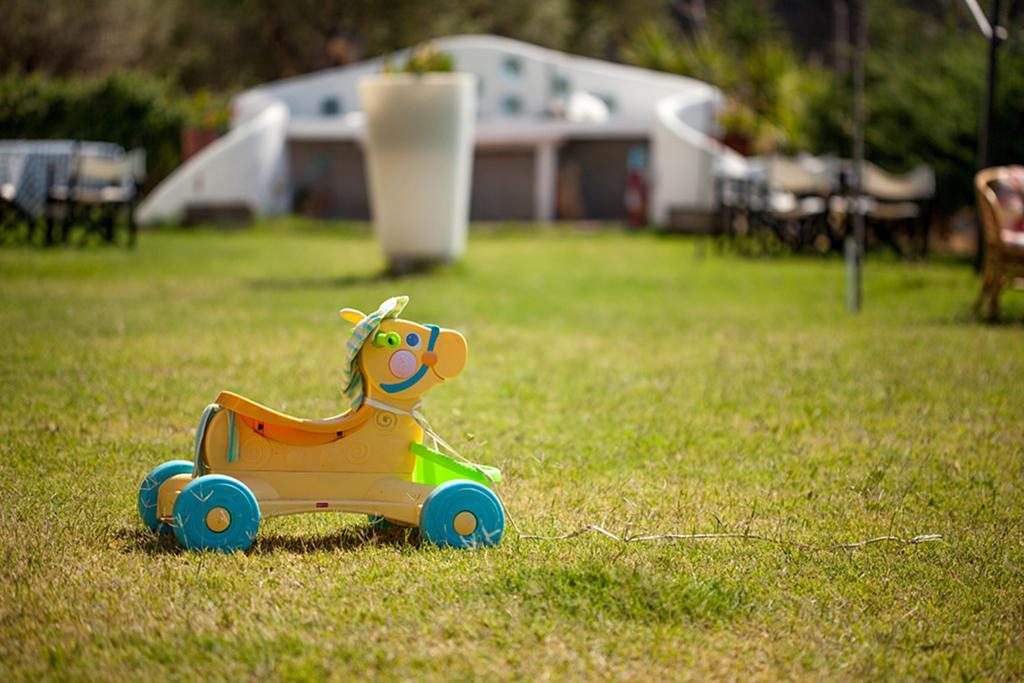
[{"x1": 624, "y1": 0, "x2": 832, "y2": 155}]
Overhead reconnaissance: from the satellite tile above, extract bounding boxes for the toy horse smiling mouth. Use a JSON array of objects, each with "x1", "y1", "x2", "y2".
[{"x1": 137, "y1": 296, "x2": 505, "y2": 553}]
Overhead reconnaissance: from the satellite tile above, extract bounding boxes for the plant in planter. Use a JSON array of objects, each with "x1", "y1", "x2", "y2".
[
  {"x1": 383, "y1": 44, "x2": 455, "y2": 75},
  {"x1": 360, "y1": 44, "x2": 476, "y2": 271}
]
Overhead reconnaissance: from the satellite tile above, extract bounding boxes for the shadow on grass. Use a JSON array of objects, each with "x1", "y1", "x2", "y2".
[
  {"x1": 245, "y1": 260, "x2": 459, "y2": 291},
  {"x1": 113, "y1": 524, "x2": 419, "y2": 556},
  {"x1": 253, "y1": 525, "x2": 420, "y2": 553},
  {"x1": 111, "y1": 524, "x2": 415, "y2": 557},
  {"x1": 245, "y1": 270, "x2": 395, "y2": 291}
]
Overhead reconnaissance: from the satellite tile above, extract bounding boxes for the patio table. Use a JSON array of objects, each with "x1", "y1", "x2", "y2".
[{"x1": 0, "y1": 140, "x2": 124, "y2": 219}]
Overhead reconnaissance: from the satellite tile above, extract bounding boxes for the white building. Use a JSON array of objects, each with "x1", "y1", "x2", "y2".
[{"x1": 137, "y1": 34, "x2": 744, "y2": 227}]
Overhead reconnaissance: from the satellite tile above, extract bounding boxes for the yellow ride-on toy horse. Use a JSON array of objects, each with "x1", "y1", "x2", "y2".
[{"x1": 137, "y1": 296, "x2": 505, "y2": 552}]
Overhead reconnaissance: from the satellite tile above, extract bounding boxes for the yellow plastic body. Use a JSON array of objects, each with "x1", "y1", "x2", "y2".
[{"x1": 157, "y1": 314, "x2": 469, "y2": 527}]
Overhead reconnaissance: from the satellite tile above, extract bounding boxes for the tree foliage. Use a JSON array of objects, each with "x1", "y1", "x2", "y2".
[
  {"x1": 0, "y1": 0, "x2": 664, "y2": 91},
  {"x1": 625, "y1": 1, "x2": 836, "y2": 155},
  {"x1": 625, "y1": 0, "x2": 1023, "y2": 210},
  {"x1": 805, "y1": 2, "x2": 1024, "y2": 208},
  {"x1": 1, "y1": 0, "x2": 1021, "y2": 211}
]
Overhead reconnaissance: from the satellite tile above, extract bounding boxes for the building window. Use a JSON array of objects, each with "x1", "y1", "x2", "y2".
[
  {"x1": 595, "y1": 93, "x2": 617, "y2": 113},
  {"x1": 501, "y1": 55, "x2": 523, "y2": 79},
  {"x1": 501, "y1": 95, "x2": 523, "y2": 115},
  {"x1": 551, "y1": 74, "x2": 571, "y2": 96},
  {"x1": 320, "y1": 96, "x2": 343, "y2": 116}
]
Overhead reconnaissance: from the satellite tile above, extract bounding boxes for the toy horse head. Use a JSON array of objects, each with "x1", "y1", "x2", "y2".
[{"x1": 340, "y1": 307, "x2": 468, "y2": 404}]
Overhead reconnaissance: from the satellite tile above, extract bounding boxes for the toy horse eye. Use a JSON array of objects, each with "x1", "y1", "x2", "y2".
[
  {"x1": 372, "y1": 332, "x2": 401, "y2": 349},
  {"x1": 406, "y1": 333, "x2": 421, "y2": 349}
]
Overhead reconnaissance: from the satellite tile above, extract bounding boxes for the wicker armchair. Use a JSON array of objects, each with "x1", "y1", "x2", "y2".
[{"x1": 975, "y1": 167, "x2": 1024, "y2": 321}]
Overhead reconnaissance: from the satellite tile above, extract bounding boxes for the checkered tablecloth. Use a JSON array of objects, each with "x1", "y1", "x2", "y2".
[{"x1": 0, "y1": 140, "x2": 125, "y2": 219}]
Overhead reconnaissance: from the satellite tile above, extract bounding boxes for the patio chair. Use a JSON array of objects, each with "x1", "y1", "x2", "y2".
[
  {"x1": 862, "y1": 163, "x2": 935, "y2": 257},
  {"x1": 47, "y1": 147, "x2": 142, "y2": 246},
  {"x1": 747, "y1": 155, "x2": 834, "y2": 253},
  {"x1": 975, "y1": 166, "x2": 1024, "y2": 321}
]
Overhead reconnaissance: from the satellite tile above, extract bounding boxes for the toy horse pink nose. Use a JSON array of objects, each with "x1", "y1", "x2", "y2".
[{"x1": 432, "y1": 329, "x2": 468, "y2": 380}]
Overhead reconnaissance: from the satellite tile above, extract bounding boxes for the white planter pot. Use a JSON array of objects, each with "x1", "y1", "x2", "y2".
[{"x1": 359, "y1": 73, "x2": 476, "y2": 268}]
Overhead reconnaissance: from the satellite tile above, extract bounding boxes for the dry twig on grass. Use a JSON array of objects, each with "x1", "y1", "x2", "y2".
[{"x1": 513, "y1": 523, "x2": 943, "y2": 552}]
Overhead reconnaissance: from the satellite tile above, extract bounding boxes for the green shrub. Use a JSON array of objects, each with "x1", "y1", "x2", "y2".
[
  {"x1": 384, "y1": 43, "x2": 456, "y2": 74},
  {"x1": 0, "y1": 70, "x2": 187, "y2": 188}
]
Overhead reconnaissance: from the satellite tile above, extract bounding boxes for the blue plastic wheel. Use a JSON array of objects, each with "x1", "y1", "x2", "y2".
[
  {"x1": 138, "y1": 459, "x2": 194, "y2": 535},
  {"x1": 172, "y1": 474, "x2": 260, "y2": 553},
  {"x1": 419, "y1": 480, "x2": 505, "y2": 548}
]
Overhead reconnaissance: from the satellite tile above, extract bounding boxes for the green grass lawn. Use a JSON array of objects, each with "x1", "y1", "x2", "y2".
[{"x1": 1, "y1": 221, "x2": 1022, "y2": 680}]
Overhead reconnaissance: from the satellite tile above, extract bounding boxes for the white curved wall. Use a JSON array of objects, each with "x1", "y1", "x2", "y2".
[
  {"x1": 136, "y1": 103, "x2": 290, "y2": 225},
  {"x1": 650, "y1": 92, "x2": 747, "y2": 225}
]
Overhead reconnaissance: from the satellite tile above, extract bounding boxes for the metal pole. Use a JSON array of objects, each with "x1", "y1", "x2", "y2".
[
  {"x1": 846, "y1": 0, "x2": 867, "y2": 313},
  {"x1": 975, "y1": 0, "x2": 1003, "y2": 272}
]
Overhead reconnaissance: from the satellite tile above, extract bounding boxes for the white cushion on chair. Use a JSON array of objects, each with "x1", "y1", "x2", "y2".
[{"x1": 1002, "y1": 229, "x2": 1024, "y2": 249}]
